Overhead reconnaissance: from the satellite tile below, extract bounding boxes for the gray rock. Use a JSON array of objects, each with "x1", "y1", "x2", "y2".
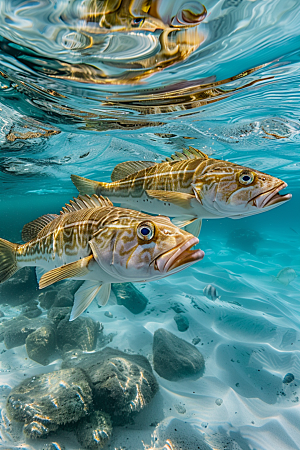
[
  {"x1": 75, "y1": 410, "x2": 112, "y2": 449},
  {"x1": 174, "y1": 314, "x2": 189, "y2": 332},
  {"x1": 0, "y1": 267, "x2": 38, "y2": 306},
  {"x1": 62, "y1": 347, "x2": 158, "y2": 425},
  {"x1": 6, "y1": 368, "x2": 93, "y2": 439},
  {"x1": 25, "y1": 323, "x2": 56, "y2": 365},
  {"x1": 111, "y1": 283, "x2": 148, "y2": 314},
  {"x1": 0, "y1": 316, "x2": 53, "y2": 349},
  {"x1": 283, "y1": 373, "x2": 295, "y2": 384},
  {"x1": 39, "y1": 290, "x2": 57, "y2": 310},
  {"x1": 47, "y1": 307, "x2": 71, "y2": 326},
  {"x1": 153, "y1": 329, "x2": 205, "y2": 381},
  {"x1": 152, "y1": 418, "x2": 213, "y2": 450},
  {"x1": 22, "y1": 302, "x2": 43, "y2": 318},
  {"x1": 57, "y1": 315, "x2": 99, "y2": 352},
  {"x1": 53, "y1": 294, "x2": 73, "y2": 308}
]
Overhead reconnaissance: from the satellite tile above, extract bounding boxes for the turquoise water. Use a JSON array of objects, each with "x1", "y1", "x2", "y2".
[{"x1": 0, "y1": 1, "x2": 299, "y2": 449}]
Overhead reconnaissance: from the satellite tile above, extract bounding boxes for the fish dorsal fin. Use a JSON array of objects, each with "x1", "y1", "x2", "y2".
[
  {"x1": 60, "y1": 194, "x2": 113, "y2": 215},
  {"x1": 164, "y1": 146, "x2": 209, "y2": 162},
  {"x1": 111, "y1": 160, "x2": 156, "y2": 182},
  {"x1": 22, "y1": 214, "x2": 59, "y2": 242}
]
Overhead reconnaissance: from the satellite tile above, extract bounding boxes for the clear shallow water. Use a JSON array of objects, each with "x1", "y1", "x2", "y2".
[{"x1": 0, "y1": 0, "x2": 299, "y2": 449}]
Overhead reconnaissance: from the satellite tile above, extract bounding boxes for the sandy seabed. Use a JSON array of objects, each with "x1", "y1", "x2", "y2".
[{"x1": 0, "y1": 223, "x2": 299, "y2": 450}]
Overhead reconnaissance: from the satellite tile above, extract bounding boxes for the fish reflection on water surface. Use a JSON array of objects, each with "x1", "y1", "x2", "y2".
[
  {"x1": 0, "y1": 0, "x2": 207, "y2": 84},
  {"x1": 0, "y1": 195, "x2": 204, "y2": 321},
  {"x1": 71, "y1": 146, "x2": 292, "y2": 237}
]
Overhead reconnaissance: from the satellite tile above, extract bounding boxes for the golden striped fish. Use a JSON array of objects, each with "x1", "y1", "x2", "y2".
[
  {"x1": 71, "y1": 147, "x2": 292, "y2": 236},
  {"x1": 0, "y1": 195, "x2": 204, "y2": 320}
]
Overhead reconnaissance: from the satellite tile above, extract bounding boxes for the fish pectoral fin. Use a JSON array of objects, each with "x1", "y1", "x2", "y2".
[
  {"x1": 96, "y1": 283, "x2": 111, "y2": 306},
  {"x1": 183, "y1": 218, "x2": 202, "y2": 237},
  {"x1": 70, "y1": 280, "x2": 103, "y2": 321},
  {"x1": 146, "y1": 190, "x2": 195, "y2": 209},
  {"x1": 111, "y1": 161, "x2": 155, "y2": 182},
  {"x1": 39, "y1": 255, "x2": 94, "y2": 289},
  {"x1": 171, "y1": 216, "x2": 197, "y2": 228}
]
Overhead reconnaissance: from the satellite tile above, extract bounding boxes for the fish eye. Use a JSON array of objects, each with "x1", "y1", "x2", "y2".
[
  {"x1": 137, "y1": 222, "x2": 155, "y2": 241},
  {"x1": 131, "y1": 17, "x2": 144, "y2": 27},
  {"x1": 239, "y1": 171, "x2": 254, "y2": 185}
]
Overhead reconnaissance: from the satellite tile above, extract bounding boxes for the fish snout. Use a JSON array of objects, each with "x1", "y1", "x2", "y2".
[
  {"x1": 154, "y1": 236, "x2": 204, "y2": 273},
  {"x1": 249, "y1": 181, "x2": 292, "y2": 208}
]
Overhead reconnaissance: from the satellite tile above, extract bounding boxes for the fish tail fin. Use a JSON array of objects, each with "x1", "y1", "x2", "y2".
[
  {"x1": 71, "y1": 174, "x2": 110, "y2": 196},
  {"x1": 0, "y1": 238, "x2": 19, "y2": 283}
]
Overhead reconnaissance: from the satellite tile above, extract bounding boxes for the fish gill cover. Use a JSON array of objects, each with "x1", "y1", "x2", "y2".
[{"x1": 0, "y1": 1, "x2": 299, "y2": 450}]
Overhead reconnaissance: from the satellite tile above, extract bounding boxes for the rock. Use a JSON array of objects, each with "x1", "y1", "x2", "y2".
[
  {"x1": 153, "y1": 329, "x2": 205, "y2": 381},
  {"x1": 174, "y1": 314, "x2": 189, "y2": 332},
  {"x1": 25, "y1": 323, "x2": 56, "y2": 365},
  {"x1": 0, "y1": 317, "x2": 53, "y2": 349},
  {"x1": 39, "y1": 289, "x2": 57, "y2": 309},
  {"x1": 111, "y1": 283, "x2": 148, "y2": 314},
  {"x1": 22, "y1": 301, "x2": 42, "y2": 318},
  {"x1": 56, "y1": 315, "x2": 99, "y2": 352},
  {"x1": 283, "y1": 373, "x2": 294, "y2": 384},
  {"x1": 6, "y1": 368, "x2": 93, "y2": 439},
  {"x1": 53, "y1": 294, "x2": 73, "y2": 308},
  {"x1": 152, "y1": 418, "x2": 213, "y2": 450},
  {"x1": 47, "y1": 307, "x2": 71, "y2": 326},
  {"x1": 192, "y1": 336, "x2": 201, "y2": 345},
  {"x1": 75, "y1": 410, "x2": 112, "y2": 449},
  {"x1": 0, "y1": 310, "x2": 4, "y2": 318},
  {"x1": 0, "y1": 267, "x2": 38, "y2": 306},
  {"x1": 62, "y1": 347, "x2": 158, "y2": 425}
]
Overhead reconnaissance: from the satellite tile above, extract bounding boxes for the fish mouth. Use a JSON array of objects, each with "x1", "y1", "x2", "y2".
[
  {"x1": 154, "y1": 236, "x2": 204, "y2": 273},
  {"x1": 249, "y1": 182, "x2": 292, "y2": 208}
]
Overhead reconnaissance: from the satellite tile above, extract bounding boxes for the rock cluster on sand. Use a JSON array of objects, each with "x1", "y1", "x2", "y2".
[
  {"x1": 153, "y1": 328, "x2": 205, "y2": 381},
  {"x1": 6, "y1": 368, "x2": 93, "y2": 439},
  {"x1": 0, "y1": 316, "x2": 51, "y2": 350},
  {"x1": 62, "y1": 347, "x2": 158, "y2": 425},
  {"x1": 0, "y1": 308, "x2": 101, "y2": 365},
  {"x1": 7, "y1": 347, "x2": 158, "y2": 448}
]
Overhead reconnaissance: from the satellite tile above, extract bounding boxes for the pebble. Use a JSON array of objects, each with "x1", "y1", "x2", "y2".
[{"x1": 283, "y1": 373, "x2": 295, "y2": 384}]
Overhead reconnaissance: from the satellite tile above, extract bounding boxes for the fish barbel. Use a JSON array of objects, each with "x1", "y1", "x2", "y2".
[
  {"x1": 0, "y1": 194, "x2": 204, "y2": 320},
  {"x1": 71, "y1": 147, "x2": 292, "y2": 236}
]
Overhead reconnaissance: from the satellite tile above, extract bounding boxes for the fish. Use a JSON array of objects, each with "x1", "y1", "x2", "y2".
[
  {"x1": 203, "y1": 284, "x2": 220, "y2": 301},
  {"x1": 71, "y1": 146, "x2": 292, "y2": 237},
  {"x1": 275, "y1": 268, "x2": 297, "y2": 285},
  {"x1": 0, "y1": 194, "x2": 204, "y2": 321}
]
